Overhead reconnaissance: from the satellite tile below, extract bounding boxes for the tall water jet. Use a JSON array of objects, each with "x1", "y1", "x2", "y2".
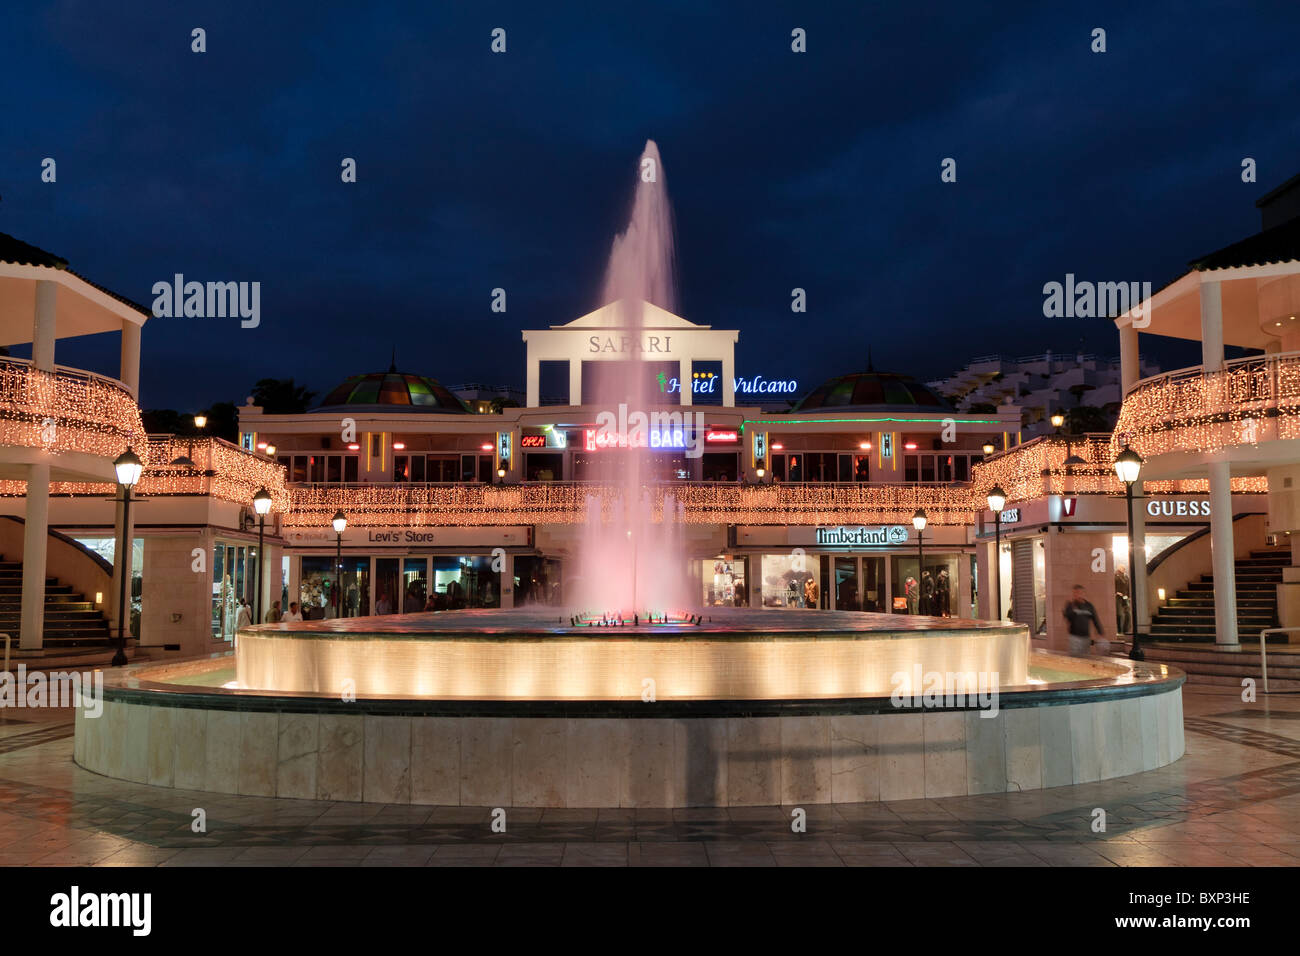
[{"x1": 572, "y1": 140, "x2": 692, "y2": 616}]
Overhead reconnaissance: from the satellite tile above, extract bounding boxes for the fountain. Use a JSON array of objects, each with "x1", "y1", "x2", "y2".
[
  {"x1": 73, "y1": 143, "x2": 1186, "y2": 808},
  {"x1": 572, "y1": 140, "x2": 692, "y2": 617}
]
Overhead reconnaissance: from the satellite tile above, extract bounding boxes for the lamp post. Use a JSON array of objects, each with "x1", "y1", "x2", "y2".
[
  {"x1": 497, "y1": 463, "x2": 507, "y2": 485},
  {"x1": 987, "y1": 485, "x2": 1007, "y2": 621},
  {"x1": 982, "y1": 441, "x2": 995, "y2": 457},
  {"x1": 252, "y1": 487, "x2": 272, "y2": 626},
  {"x1": 912, "y1": 508, "x2": 928, "y2": 616},
  {"x1": 110, "y1": 448, "x2": 143, "y2": 667},
  {"x1": 1114, "y1": 445, "x2": 1145, "y2": 660},
  {"x1": 332, "y1": 510, "x2": 347, "y2": 620},
  {"x1": 1050, "y1": 412, "x2": 1065, "y2": 435}
]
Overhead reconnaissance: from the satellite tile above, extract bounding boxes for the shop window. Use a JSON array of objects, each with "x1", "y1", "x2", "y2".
[
  {"x1": 514, "y1": 556, "x2": 562, "y2": 606},
  {"x1": 479, "y1": 455, "x2": 493, "y2": 483},
  {"x1": 703, "y1": 556, "x2": 746, "y2": 606},
  {"x1": 326, "y1": 456, "x2": 342, "y2": 483},
  {"x1": 410, "y1": 455, "x2": 425, "y2": 482},
  {"x1": 760, "y1": 554, "x2": 821, "y2": 608},
  {"x1": 394, "y1": 455, "x2": 410, "y2": 482},
  {"x1": 527, "y1": 453, "x2": 563, "y2": 481},
  {"x1": 702, "y1": 452, "x2": 738, "y2": 482},
  {"x1": 771, "y1": 454, "x2": 787, "y2": 482}
]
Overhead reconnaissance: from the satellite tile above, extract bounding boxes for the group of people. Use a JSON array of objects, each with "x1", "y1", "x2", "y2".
[{"x1": 903, "y1": 568, "x2": 952, "y2": 616}]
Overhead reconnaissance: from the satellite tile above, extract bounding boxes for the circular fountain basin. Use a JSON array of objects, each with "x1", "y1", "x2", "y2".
[{"x1": 74, "y1": 608, "x2": 1185, "y2": 808}]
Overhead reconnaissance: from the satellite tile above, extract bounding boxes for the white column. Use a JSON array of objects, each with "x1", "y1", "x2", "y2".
[
  {"x1": 1201, "y1": 280, "x2": 1224, "y2": 372},
  {"x1": 1119, "y1": 325, "x2": 1140, "y2": 394},
  {"x1": 119, "y1": 320, "x2": 141, "y2": 398},
  {"x1": 679, "y1": 356, "x2": 692, "y2": 407},
  {"x1": 19, "y1": 463, "x2": 50, "y2": 650},
  {"x1": 1132, "y1": 481, "x2": 1150, "y2": 630},
  {"x1": 1207, "y1": 459, "x2": 1238, "y2": 646},
  {"x1": 526, "y1": 356, "x2": 540, "y2": 408},
  {"x1": 500, "y1": 553, "x2": 514, "y2": 609},
  {"x1": 568, "y1": 359, "x2": 583, "y2": 405},
  {"x1": 33, "y1": 280, "x2": 56, "y2": 370},
  {"x1": 722, "y1": 352, "x2": 736, "y2": 407},
  {"x1": 957, "y1": 550, "x2": 972, "y2": 619}
]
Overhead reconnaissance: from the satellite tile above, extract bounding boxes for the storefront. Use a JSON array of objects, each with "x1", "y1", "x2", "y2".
[
  {"x1": 732, "y1": 524, "x2": 976, "y2": 617},
  {"x1": 282, "y1": 525, "x2": 535, "y2": 618},
  {"x1": 975, "y1": 491, "x2": 1270, "y2": 650}
]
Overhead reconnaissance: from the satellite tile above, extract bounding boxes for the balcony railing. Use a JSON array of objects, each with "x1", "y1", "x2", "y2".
[
  {"x1": 0, "y1": 356, "x2": 143, "y2": 460},
  {"x1": 1115, "y1": 351, "x2": 1300, "y2": 462},
  {"x1": 0, "y1": 434, "x2": 288, "y2": 508},
  {"x1": 971, "y1": 433, "x2": 1268, "y2": 507},
  {"x1": 283, "y1": 481, "x2": 981, "y2": 528}
]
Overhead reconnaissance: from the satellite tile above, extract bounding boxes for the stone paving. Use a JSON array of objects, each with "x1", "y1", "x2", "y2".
[{"x1": 0, "y1": 686, "x2": 1298, "y2": 866}]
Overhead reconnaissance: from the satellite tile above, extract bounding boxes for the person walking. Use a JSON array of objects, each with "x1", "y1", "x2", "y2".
[
  {"x1": 1063, "y1": 585, "x2": 1105, "y2": 657},
  {"x1": 264, "y1": 601, "x2": 282, "y2": 624},
  {"x1": 235, "y1": 599, "x2": 252, "y2": 629}
]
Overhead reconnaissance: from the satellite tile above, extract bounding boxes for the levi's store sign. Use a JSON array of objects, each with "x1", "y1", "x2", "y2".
[{"x1": 1148, "y1": 499, "x2": 1211, "y2": 517}]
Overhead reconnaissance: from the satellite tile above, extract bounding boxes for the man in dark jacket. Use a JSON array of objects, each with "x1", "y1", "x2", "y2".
[{"x1": 1063, "y1": 584, "x2": 1105, "y2": 657}]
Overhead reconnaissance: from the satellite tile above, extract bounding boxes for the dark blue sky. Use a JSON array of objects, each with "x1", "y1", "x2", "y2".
[{"x1": 2, "y1": 1, "x2": 1297, "y2": 411}]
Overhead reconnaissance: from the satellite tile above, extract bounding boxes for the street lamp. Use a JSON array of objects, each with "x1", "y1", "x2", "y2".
[
  {"x1": 912, "y1": 508, "x2": 928, "y2": 616},
  {"x1": 755, "y1": 458, "x2": 766, "y2": 481},
  {"x1": 193, "y1": 413, "x2": 207, "y2": 430},
  {"x1": 982, "y1": 441, "x2": 996, "y2": 456},
  {"x1": 110, "y1": 448, "x2": 143, "y2": 666},
  {"x1": 332, "y1": 510, "x2": 347, "y2": 620},
  {"x1": 987, "y1": 484, "x2": 1007, "y2": 622},
  {"x1": 1050, "y1": 412, "x2": 1065, "y2": 433},
  {"x1": 252, "y1": 487, "x2": 273, "y2": 626},
  {"x1": 1114, "y1": 445, "x2": 1145, "y2": 660}
]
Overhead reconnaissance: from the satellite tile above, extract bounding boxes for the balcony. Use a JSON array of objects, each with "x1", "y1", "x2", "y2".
[
  {"x1": 283, "y1": 481, "x2": 980, "y2": 528},
  {"x1": 972, "y1": 434, "x2": 1268, "y2": 506},
  {"x1": 0, "y1": 357, "x2": 144, "y2": 477},
  {"x1": 1114, "y1": 352, "x2": 1300, "y2": 473},
  {"x1": 0, "y1": 435, "x2": 288, "y2": 508}
]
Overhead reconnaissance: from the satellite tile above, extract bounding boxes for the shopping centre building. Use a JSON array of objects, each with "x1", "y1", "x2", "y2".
[{"x1": 4, "y1": 171, "x2": 1300, "y2": 665}]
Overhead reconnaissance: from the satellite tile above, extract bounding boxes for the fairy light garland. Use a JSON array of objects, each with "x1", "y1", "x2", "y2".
[
  {"x1": 0, "y1": 361, "x2": 144, "y2": 458},
  {"x1": 282, "y1": 481, "x2": 980, "y2": 528},
  {"x1": 1112, "y1": 356, "x2": 1300, "y2": 461},
  {"x1": 0, "y1": 435, "x2": 288, "y2": 510},
  {"x1": 972, "y1": 434, "x2": 1267, "y2": 506}
]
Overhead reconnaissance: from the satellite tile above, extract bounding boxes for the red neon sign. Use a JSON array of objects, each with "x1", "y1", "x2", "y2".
[
  {"x1": 520, "y1": 435, "x2": 546, "y2": 448},
  {"x1": 705, "y1": 429, "x2": 738, "y2": 443}
]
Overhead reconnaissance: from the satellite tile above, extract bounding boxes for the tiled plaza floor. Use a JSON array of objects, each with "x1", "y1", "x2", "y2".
[{"x1": 0, "y1": 686, "x2": 1298, "y2": 866}]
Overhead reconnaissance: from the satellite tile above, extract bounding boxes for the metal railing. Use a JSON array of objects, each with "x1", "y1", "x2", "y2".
[{"x1": 1258, "y1": 627, "x2": 1300, "y2": 694}]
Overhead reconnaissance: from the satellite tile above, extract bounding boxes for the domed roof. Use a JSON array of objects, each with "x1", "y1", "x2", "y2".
[
  {"x1": 316, "y1": 369, "x2": 471, "y2": 413},
  {"x1": 793, "y1": 370, "x2": 953, "y2": 413}
]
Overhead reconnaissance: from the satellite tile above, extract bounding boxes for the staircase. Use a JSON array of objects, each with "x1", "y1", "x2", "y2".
[
  {"x1": 0, "y1": 557, "x2": 113, "y2": 648},
  {"x1": 1143, "y1": 642, "x2": 1300, "y2": 692},
  {"x1": 1149, "y1": 548, "x2": 1287, "y2": 644}
]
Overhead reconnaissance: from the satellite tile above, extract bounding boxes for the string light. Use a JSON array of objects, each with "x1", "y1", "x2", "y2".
[
  {"x1": 0, "y1": 362, "x2": 144, "y2": 459},
  {"x1": 0, "y1": 436, "x2": 288, "y2": 510},
  {"x1": 283, "y1": 481, "x2": 982, "y2": 527},
  {"x1": 972, "y1": 434, "x2": 1266, "y2": 505},
  {"x1": 1113, "y1": 356, "x2": 1300, "y2": 461}
]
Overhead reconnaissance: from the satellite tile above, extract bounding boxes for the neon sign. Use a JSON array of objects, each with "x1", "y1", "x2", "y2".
[
  {"x1": 520, "y1": 435, "x2": 546, "y2": 448},
  {"x1": 705, "y1": 429, "x2": 738, "y2": 443},
  {"x1": 585, "y1": 427, "x2": 689, "y2": 451}
]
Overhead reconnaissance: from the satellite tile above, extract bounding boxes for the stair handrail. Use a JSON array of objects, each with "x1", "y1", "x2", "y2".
[{"x1": 1258, "y1": 627, "x2": 1300, "y2": 694}]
